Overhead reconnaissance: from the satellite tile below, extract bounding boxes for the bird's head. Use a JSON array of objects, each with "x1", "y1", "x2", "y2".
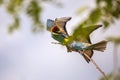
[{"x1": 47, "y1": 19, "x2": 63, "y2": 35}]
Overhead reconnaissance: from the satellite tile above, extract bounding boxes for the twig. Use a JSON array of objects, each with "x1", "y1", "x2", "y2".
[
  {"x1": 78, "y1": 50, "x2": 109, "y2": 80},
  {"x1": 51, "y1": 42, "x2": 61, "y2": 44},
  {"x1": 52, "y1": 41, "x2": 109, "y2": 80}
]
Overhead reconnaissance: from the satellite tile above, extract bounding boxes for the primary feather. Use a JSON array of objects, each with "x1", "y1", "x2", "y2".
[{"x1": 55, "y1": 17, "x2": 71, "y2": 36}]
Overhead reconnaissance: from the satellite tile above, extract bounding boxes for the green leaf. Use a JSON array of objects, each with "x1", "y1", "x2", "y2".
[
  {"x1": 102, "y1": 20, "x2": 110, "y2": 28},
  {"x1": 8, "y1": 16, "x2": 20, "y2": 33},
  {"x1": 7, "y1": 0, "x2": 23, "y2": 14},
  {"x1": 107, "y1": 37, "x2": 120, "y2": 44},
  {"x1": 27, "y1": 0, "x2": 42, "y2": 22},
  {"x1": 111, "y1": 1, "x2": 120, "y2": 19},
  {"x1": 99, "y1": 68, "x2": 120, "y2": 80},
  {"x1": 0, "y1": 0, "x2": 3, "y2": 5},
  {"x1": 26, "y1": 0, "x2": 43, "y2": 31},
  {"x1": 89, "y1": 8, "x2": 102, "y2": 24},
  {"x1": 76, "y1": 6, "x2": 88, "y2": 15}
]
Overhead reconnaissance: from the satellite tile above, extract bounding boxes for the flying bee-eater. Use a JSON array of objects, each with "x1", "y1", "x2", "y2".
[
  {"x1": 47, "y1": 18, "x2": 72, "y2": 52},
  {"x1": 47, "y1": 17, "x2": 107, "y2": 63}
]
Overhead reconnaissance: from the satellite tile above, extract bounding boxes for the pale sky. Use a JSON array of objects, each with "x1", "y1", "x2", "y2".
[{"x1": 0, "y1": 0, "x2": 120, "y2": 80}]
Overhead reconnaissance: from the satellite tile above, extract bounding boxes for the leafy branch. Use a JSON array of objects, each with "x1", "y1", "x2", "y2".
[{"x1": 0, "y1": 0, "x2": 62, "y2": 33}]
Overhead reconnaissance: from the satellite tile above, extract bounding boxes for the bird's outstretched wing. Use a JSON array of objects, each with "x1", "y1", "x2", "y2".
[
  {"x1": 72, "y1": 25, "x2": 102, "y2": 43},
  {"x1": 71, "y1": 25, "x2": 102, "y2": 63},
  {"x1": 55, "y1": 17, "x2": 71, "y2": 36}
]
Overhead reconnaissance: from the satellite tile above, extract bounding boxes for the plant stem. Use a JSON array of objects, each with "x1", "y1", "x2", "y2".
[
  {"x1": 51, "y1": 42, "x2": 61, "y2": 44},
  {"x1": 78, "y1": 50, "x2": 109, "y2": 80}
]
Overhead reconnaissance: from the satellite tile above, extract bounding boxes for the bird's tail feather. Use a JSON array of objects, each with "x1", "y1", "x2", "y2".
[
  {"x1": 82, "y1": 50, "x2": 93, "y2": 63},
  {"x1": 90, "y1": 40, "x2": 107, "y2": 52},
  {"x1": 81, "y1": 40, "x2": 107, "y2": 63}
]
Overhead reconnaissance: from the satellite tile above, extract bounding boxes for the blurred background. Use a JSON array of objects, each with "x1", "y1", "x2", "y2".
[{"x1": 0, "y1": 0, "x2": 120, "y2": 80}]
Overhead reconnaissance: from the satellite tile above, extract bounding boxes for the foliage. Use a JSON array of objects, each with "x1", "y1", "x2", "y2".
[
  {"x1": 26, "y1": 0, "x2": 43, "y2": 32},
  {"x1": 0, "y1": 0, "x2": 62, "y2": 33},
  {"x1": 8, "y1": 16, "x2": 19, "y2": 33},
  {"x1": 100, "y1": 68, "x2": 120, "y2": 80},
  {"x1": 0, "y1": 0, "x2": 3, "y2": 5},
  {"x1": 71, "y1": 0, "x2": 120, "y2": 43},
  {"x1": 107, "y1": 37, "x2": 120, "y2": 45},
  {"x1": 96, "y1": 0, "x2": 120, "y2": 27}
]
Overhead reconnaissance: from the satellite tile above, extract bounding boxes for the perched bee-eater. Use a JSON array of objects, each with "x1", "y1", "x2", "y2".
[{"x1": 47, "y1": 17, "x2": 107, "y2": 63}]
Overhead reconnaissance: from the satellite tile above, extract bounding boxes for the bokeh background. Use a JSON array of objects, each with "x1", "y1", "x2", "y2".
[{"x1": 0, "y1": 0, "x2": 120, "y2": 80}]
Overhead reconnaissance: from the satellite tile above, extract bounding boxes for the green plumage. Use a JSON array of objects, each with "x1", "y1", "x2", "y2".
[{"x1": 52, "y1": 34, "x2": 65, "y2": 44}]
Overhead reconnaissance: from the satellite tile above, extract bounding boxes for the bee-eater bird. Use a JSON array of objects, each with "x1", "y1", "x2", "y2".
[
  {"x1": 47, "y1": 17, "x2": 107, "y2": 63},
  {"x1": 47, "y1": 17, "x2": 72, "y2": 52}
]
